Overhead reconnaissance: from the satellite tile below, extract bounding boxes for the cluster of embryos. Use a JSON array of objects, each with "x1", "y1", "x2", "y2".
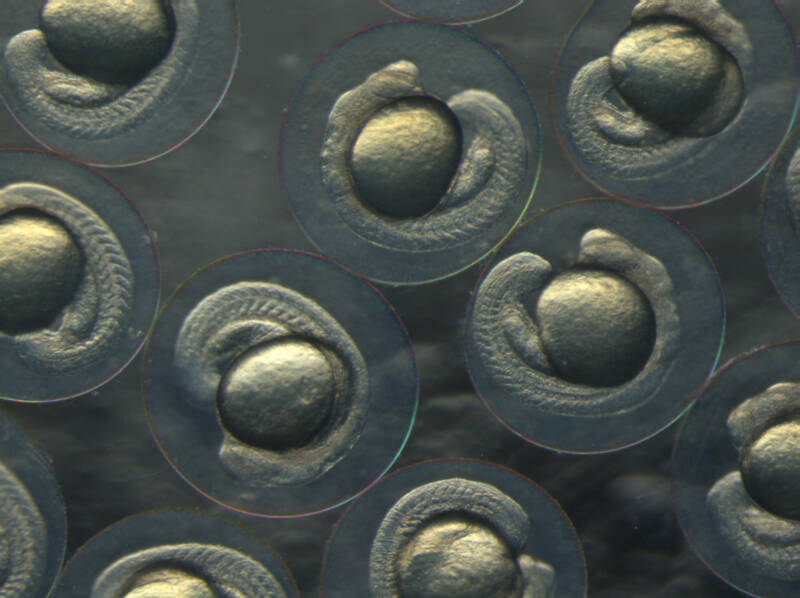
[{"x1": 0, "y1": 0, "x2": 799, "y2": 597}]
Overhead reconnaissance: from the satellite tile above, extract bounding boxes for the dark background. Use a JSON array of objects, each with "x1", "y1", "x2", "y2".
[{"x1": 3, "y1": 1, "x2": 800, "y2": 595}]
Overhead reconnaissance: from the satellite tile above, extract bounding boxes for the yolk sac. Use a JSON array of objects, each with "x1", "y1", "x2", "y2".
[
  {"x1": 123, "y1": 567, "x2": 214, "y2": 598},
  {"x1": 397, "y1": 515, "x2": 523, "y2": 598},
  {"x1": 608, "y1": 20, "x2": 742, "y2": 136},
  {"x1": 535, "y1": 269, "x2": 656, "y2": 388},
  {"x1": 349, "y1": 96, "x2": 462, "y2": 219},
  {"x1": 0, "y1": 210, "x2": 83, "y2": 335},
  {"x1": 40, "y1": 0, "x2": 175, "y2": 85},
  {"x1": 217, "y1": 339, "x2": 337, "y2": 451},
  {"x1": 741, "y1": 420, "x2": 800, "y2": 521}
]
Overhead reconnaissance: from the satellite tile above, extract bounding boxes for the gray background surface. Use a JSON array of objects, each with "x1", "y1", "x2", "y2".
[{"x1": 2, "y1": 1, "x2": 800, "y2": 595}]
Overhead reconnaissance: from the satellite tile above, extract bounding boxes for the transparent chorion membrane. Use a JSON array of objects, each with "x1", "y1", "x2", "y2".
[
  {"x1": 0, "y1": 410, "x2": 66, "y2": 598},
  {"x1": 673, "y1": 342, "x2": 800, "y2": 597},
  {"x1": 465, "y1": 199, "x2": 724, "y2": 453},
  {"x1": 761, "y1": 128, "x2": 800, "y2": 317},
  {"x1": 379, "y1": 0, "x2": 523, "y2": 24},
  {"x1": 0, "y1": 150, "x2": 159, "y2": 402},
  {"x1": 0, "y1": 0, "x2": 239, "y2": 166},
  {"x1": 552, "y1": 0, "x2": 799, "y2": 208},
  {"x1": 52, "y1": 510, "x2": 298, "y2": 598},
  {"x1": 280, "y1": 22, "x2": 541, "y2": 284},
  {"x1": 322, "y1": 459, "x2": 586, "y2": 598},
  {"x1": 143, "y1": 250, "x2": 418, "y2": 516}
]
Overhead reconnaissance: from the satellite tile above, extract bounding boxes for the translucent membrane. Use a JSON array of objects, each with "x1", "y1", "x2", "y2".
[
  {"x1": 552, "y1": 0, "x2": 799, "y2": 208},
  {"x1": 0, "y1": 150, "x2": 159, "y2": 402},
  {"x1": 52, "y1": 510, "x2": 298, "y2": 597},
  {"x1": 322, "y1": 459, "x2": 586, "y2": 598},
  {"x1": 143, "y1": 250, "x2": 418, "y2": 516},
  {"x1": 281, "y1": 22, "x2": 541, "y2": 284},
  {"x1": 465, "y1": 199, "x2": 724, "y2": 453},
  {"x1": 673, "y1": 342, "x2": 800, "y2": 597},
  {"x1": 0, "y1": 410, "x2": 66, "y2": 598},
  {"x1": 380, "y1": 0, "x2": 523, "y2": 24},
  {"x1": 761, "y1": 128, "x2": 800, "y2": 317},
  {"x1": 0, "y1": 0, "x2": 239, "y2": 166}
]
